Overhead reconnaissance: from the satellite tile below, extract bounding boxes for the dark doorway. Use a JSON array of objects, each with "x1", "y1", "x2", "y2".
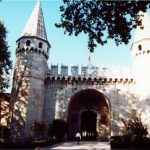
[
  {"x1": 67, "y1": 89, "x2": 110, "y2": 140},
  {"x1": 81, "y1": 111, "x2": 97, "y2": 140}
]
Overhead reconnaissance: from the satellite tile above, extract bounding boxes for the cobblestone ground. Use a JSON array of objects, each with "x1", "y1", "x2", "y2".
[{"x1": 39, "y1": 141, "x2": 111, "y2": 150}]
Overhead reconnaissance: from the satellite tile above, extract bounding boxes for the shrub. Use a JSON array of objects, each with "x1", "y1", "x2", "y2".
[
  {"x1": 110, "y1": 114, "x2": 149, "y2": 149},
  {"x1": 121, "y1": 114, "x2": 148, "y2": 142},
  {"x1": 29, "y1": 121, "x2": 47, "y2": 142},
  {"x1": 48, "y1": 119, "x2": 69, "y2": 141},
  {"x1": 110, "y1": 136, "x2": 131, "y2": 149}
]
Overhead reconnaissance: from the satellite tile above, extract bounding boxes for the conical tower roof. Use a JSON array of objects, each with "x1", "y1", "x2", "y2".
[
  {"x1": 133, "y1": 11, "x2": 150, "y2": 43},
  {"x1": 21, "y1": 1, "x2": 48, "y2": 41}
]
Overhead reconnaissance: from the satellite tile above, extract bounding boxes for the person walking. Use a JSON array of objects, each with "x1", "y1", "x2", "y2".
[{"x1": 75, "y1": 132, "x2": 81, "y2": 145}]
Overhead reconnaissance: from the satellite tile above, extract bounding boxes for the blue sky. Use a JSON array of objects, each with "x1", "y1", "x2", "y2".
[{"x1": 0, "y1": 0, "x2": 134, "y2": 91}]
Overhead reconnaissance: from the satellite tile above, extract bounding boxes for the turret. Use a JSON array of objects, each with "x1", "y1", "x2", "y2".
[
  {"x1": 131, "y1": 12, "x2": 150, "y2": 129},
  {"x1": 10, "y1": 1, "x2": 50, "y2": 140},
  {"x1": 131, "y1": 11, "x2": 150, "y2": 83}
]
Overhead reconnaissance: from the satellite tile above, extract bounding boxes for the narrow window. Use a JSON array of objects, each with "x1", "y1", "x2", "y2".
[
  {"x1": 138, "y1": 45, "x2": 142, "y2": 51},
  {"x1": 39, "y1": 42, "x2": 42, "y2": 48},
  {"x1": 26, "y1": 40, "x2": 30, "y2": 46}
]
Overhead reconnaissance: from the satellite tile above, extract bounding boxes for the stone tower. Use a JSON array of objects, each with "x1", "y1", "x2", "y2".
[
  {"x1": 131, "y1": 12, "x2": 150, "y2": 83},
  {"x1": 10, "y1": 1, "x2": 50, "y2": 140},
  {"x1": 131, "y1": 12, "x2": 150, "y2": 99},
  {"x1": 131, "y1": 12, "x2": 150, "y2": 130}
]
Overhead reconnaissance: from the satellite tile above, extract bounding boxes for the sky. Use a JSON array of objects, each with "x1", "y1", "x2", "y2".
[{"x1": 0, "y1": 0, "x2": 135, "y2": 91}]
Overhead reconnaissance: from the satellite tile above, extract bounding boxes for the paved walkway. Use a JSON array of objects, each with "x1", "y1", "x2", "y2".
[{"x1": 40, "y1": 141, "x2": 111, "y2": 150}]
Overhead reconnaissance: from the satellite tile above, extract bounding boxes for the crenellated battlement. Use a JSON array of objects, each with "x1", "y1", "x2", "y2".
[
  {"x1": 45, "y1": 76, "x2": 134, "y2": 85},
  {"x1": 48, "y1": 64, "x2": 133, "y2": 79}
]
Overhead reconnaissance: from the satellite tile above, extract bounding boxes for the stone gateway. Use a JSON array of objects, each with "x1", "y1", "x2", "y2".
[{"x1": 10, "y1": 1, "x2": 150, "y2": 141}]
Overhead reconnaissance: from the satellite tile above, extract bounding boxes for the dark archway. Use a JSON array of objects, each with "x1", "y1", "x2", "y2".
[
  {"x1": 67, "y1": 89, "x2": 110, "y2": 141},
  {"x1": 81, "y1": 111, "x2": 97, "y2": 140}
]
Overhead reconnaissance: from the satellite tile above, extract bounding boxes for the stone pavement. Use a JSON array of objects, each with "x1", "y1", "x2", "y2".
[{"x1": 40, "y1": 141, "x2": 111, "y2": 150}]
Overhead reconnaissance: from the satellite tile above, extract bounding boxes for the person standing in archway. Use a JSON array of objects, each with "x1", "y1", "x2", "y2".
[{"x1": 75, "y1": 132, "x2": 81, "y2": 145}]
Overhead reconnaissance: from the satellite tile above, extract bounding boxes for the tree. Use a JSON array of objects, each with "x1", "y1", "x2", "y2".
[
  {"x1": 0, "y1": 93, "x2": 10, "y2": 126},
  {"x1": 48, "y1": 119, "x2": 69, "y2": 141},
  {"x1": 121, "y1": 114, "x2": 148, "y2": 141},
  {"x1": 56, "y1": 1, "x2": 150, "y2": 52},
  {"x1": 0, "y1": 21, "x2": 12, "y2": 92}
]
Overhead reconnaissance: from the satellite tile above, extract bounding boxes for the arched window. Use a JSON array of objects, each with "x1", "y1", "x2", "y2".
[
  {"x1": 26, "y1": 40, "x2": 31, "y2": 46},
  {"x1": 39, "y1": 42, "x2": 42, "y2": 48},
  {"x1": 138, "y1": 45, "x2": 142, "y2": 51}
]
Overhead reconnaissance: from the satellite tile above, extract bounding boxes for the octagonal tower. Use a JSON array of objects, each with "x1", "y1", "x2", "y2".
[{"x1": 10, "y1": 1, "x2": 50, "y2": 140}]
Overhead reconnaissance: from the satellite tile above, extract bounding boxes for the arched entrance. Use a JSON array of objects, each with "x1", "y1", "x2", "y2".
[
  {"x1": 81, "y1": 111, "x2": 97, "y2": 140},
  {"x1": 67, "y1": 89, "x2": 110, "y2": 141}
]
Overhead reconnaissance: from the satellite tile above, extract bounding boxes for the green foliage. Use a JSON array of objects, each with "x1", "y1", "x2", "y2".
[
  {"x1": 110, "y1": 114, "x2": 149, "y2": 149},
  {"x1": 0, "y1": 21, "x2": 12, "y2": 92},
  {"x1": 121, "y1": 114, "x2": 148, "y2": 141},
  {"x1": 48, "y1": 119, "x2": 69, "y2": 140},
  {"x1": 56, "y1": 1, "x2": 150, "y2": 52},
  {"x1": 29, "y1": 121, "x2": 47, "y2": 141}
]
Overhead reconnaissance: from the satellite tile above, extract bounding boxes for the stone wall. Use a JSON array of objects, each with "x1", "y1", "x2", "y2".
[{"x1": 44, "y1": 77, "x2": 136, "y2": 137}]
